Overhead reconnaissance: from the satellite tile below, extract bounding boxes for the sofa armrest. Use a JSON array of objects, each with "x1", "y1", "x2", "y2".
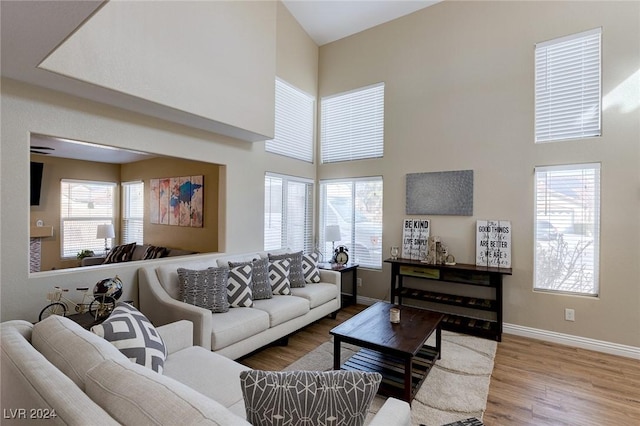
[
  {"x1": 81, "y1": 256, "x2": 105, "y2": 266},
  {"x1": 319, "y1": 269, "x2": 340, "y2": 285},
  {"x1": 368, "y1": 397, "x2": 411, "y2": 426},
  {"x1": 138, "y1": 268, "x2": 212, "y2": 350},
  {"x1": 156, "y1": 320, "x2": 194, "y2": 355}
]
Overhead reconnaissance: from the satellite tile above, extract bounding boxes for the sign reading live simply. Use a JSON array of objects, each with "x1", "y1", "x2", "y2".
[
  {"x1": 402, "y1": 218, "x2": 430, "y2": 260},
  {"x1": 476, "y1": 220, "x2": 511, "y2": 268}
]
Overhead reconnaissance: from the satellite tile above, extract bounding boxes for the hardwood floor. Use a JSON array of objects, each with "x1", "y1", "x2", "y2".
[{"x1": 240, "y1": 304, "x2": 640, "y2": 425}]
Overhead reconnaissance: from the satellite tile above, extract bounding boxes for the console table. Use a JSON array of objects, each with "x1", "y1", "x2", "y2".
[{"x1": 385, "y1": 258, "x2": 511, "y2": 341}]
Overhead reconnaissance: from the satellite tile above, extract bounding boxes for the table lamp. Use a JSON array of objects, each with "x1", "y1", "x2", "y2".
[
  {"x1": 96, "y1": 224, "x2": 115, "y2": 255},
  {"x1": 325, "y1": 225, "x2": 341, "y2": 262}
]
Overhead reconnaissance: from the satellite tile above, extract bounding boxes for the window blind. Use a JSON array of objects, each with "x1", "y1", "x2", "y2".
[
  {"x1": 321, "y1": 83, "x2": 384, "y2": 163},
  {"x1": 319, "y1": 177, "x2": 383, "y2": 269},
  {"x1": 535, "y1": 28, "x2": 601, "y2": 143},
  {"x1": 534, "y1": 163, "x2": 600, "y2": 295},
  {"x1": 264, "y1": 173, "x2": 314, "y2": 253},
  {"x1": 122, "y1": 181, "x2": 144, "y2": 245},
  {"x1": 60, "y1": 179, "x2": 116, "y2": 258},
  {"x1": 265, "y1": 79, "x2": 315, "y2": 162}
]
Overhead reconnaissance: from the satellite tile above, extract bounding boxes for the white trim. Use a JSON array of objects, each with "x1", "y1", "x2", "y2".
[
  {"x1": 504, "y1": 323, "x2": 640, "y2": 360},
  {"x1": 535, "y1": 27, "x2": 601, "y2": 48},
  {"x1": 356, "y1": 295, "x2": 379, "y2": 306}
]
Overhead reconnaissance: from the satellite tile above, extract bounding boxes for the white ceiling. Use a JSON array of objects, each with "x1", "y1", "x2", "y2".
[
  {"x1": 283, "y1": 0, "x2": 441, "y2": 45},
  {"x1": 30, "y1": 134, "x2": 154, "y2": 164}
]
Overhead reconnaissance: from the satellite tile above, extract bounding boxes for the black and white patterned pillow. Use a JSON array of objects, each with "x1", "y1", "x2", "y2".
[
  {"x1": 228, "y1": 263, "x2": 253, "y2": 307},
  {"x1": 142, "y1": 245, "x2": 168, "y2": 260},
  {"x1": 103, "y1": 242, "x2": 137, "y2": 264},
  {"x1": 302, "y1": 252, "x2": 321, "y2": 283},
  {"x1": 230, "y1": 258, "x2": 272, "y2": 300},
  {"x1": 177, "y1": 267, "x2": 230, "y2": 313},
  {"x1": 268, "y1": 258, "x2": 291, "y2": 295},
  {"x1": 240, "y1": 370, "x2": 381, "y2": 426},
  {"x1": 269, "y1": 251, "x2": 305, "y2": 288},
  {"x1": 91, "y1": 302, "x2": 167, "y2": 374}
]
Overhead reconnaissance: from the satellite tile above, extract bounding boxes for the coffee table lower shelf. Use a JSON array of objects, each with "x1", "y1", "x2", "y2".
[{"x1": 340, "y1": 345, "x2": 439, "y2": 402}]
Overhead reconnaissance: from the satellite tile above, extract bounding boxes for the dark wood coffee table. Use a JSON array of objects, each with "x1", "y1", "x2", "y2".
[{"x1": 330, "y1": 301, "x2": 444, "y2": 403}]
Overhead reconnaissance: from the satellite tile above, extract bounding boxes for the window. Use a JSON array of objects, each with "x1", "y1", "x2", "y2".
[
  {"x1": 535, "y1": 28, "x2": 601, "y2": 143},
  {"x1": 534, "y1": 163, "x2": 600, "y2": 295},
  {"x1": 264, "y1": 173, "x2": 313, "y2": 253},
  {"x1": 60, "y1": 179, "x2": 116, "y2": 258},
  {"x1": 265, "y1": 79, "x2": 315, "y2": 162},
  {"x1": 321, "y1": 83, "x2": 384, "y2": 163},
  {"x1": 122, "y1": 181, "x2": 144, "y2": 244},
  {"x1": 320, "y1": 177, "x2": 383, "y2": 269}
]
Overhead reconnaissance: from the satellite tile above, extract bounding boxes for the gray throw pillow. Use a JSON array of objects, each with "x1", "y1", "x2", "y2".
[
  {"x1": 227, "y1": 263, "x2": 253, "y2": 307},
  {"x1": 302, "y1": 252, "x2": 321, "y2": 283},
  {"x1": 269, "y1": 251, "x2": 305, "y2": 288},
  {"x1": 240, "y1": 370, "x2": 382, "y2": 426},
  {"x1": 177, "y1": 267, "x2": 230, "y2": 313},
  {"x1": 91, "y1": 302, "x2": 167, "y2": 374},
  {"x1": 268, "y1": 258, "x2": 291, "y2": 295},
  {"x1": 230, "y1": 258, "x2": 272, "y2": 300}
]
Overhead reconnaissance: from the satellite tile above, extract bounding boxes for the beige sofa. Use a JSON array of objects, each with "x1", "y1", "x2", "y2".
[
  {"x1": 0, "y1": 316, "x2": 410, "y2": 425},
  {"x1": 139, "y1": 251, "x2": 342, "y2": 360},
  {"x1": 81, "y1": 244, "x2": 196, "y2": 266}
]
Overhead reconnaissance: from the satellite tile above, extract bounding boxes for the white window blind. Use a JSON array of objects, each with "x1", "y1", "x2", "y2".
[
  {"x1": 321, "y1": 83, "x2": 384, "y2": 163},
  {"x1": 264, "y1": 173, "x2": 314, "y2": 253},
  {"x1": 534, "y1": 163, "x2": 600, "y2": 295},
  {"x1": 122, "y1": 181, "x2": 144, "y2": 245},
  {"x1": 535, "y1": 28, "x2": 601, "y2": 143},
  {"x1": 60, "y1": 179, "x2": 116, "y2": 258},
  {"x1": 265, "y1": 79, "x2": 315, "y2": 162},
  {"x1": 319, "y1": 177, "x2": 383, "y2": 269}
]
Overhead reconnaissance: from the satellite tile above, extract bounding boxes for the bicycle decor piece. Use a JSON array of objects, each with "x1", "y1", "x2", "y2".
[{"x1": 39, "y1": 275, "x2": 123, "y2": 322}]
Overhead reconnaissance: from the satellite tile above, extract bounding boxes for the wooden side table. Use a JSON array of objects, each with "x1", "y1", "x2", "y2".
[{"x1": 318, "y1": 262, "x2": 358, "y2": 306}]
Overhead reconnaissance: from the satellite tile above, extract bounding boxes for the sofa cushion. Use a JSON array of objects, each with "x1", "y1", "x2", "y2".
[
  {"x1": 210, "y1": 308, "x2": 270, "y2": 351},
  {"x1": 178, "y1": 267, "x2": 230, "y2": 313},
  {"x1": 91, "y1": 302, "x2": 168, "y2": 374},
  {"x1": 143, "y1": 244, "x2": 168, "y2": 259},
  {"x1": 252, "y1": 295, "x2": 309, "y2": 327},
  {"x1": 302, "y1": 252, "x2": 321, "y2": 283},
  {"x1": 290, "y1": 283, "x2": 338, "y2": 309},
  {"x1": 85, "y1": 359, "x2": 250, "y2": 426},
  {"x1": 104, "y1": 242, "x2": 137, "y2": 264},
  {"x1": 163, "y1": 346, "x2": 250, "y2": 409},
  {"x1": 31, "y1": 315, "x2": 128, "y2": 390},
  {"x1": 240, "y1": 370, "x2": 382, "y2": 426},
  {"x1": 269, "y1": 251, "x2": 305, "y2": 288},
  {"x1": 268, "y1": 258, "x2": 291, "y2": 295},
  {"x1": 228, "y1": 264, "x2": 253, "y2": 308},
  {"x1": 250, "y1": 257, "x2": 272, "y2": 300}
]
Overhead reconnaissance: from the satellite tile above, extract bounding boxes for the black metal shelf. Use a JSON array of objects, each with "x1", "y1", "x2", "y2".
[{"x1": 398, "y1": 287, "x2": 497, "y2": 312}]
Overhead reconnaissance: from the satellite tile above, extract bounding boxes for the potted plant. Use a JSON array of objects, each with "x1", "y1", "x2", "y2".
[{"x1": 76, "y1": 249, "x2": 95, "y2": 263}]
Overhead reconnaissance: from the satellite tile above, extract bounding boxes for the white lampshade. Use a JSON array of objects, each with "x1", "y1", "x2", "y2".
[
  {"x1": 325, "y1": 225, "x2": 341, "y2": 242},
  {"x1": 96, "y1": 224, "x2": 115, "y2": 239}
]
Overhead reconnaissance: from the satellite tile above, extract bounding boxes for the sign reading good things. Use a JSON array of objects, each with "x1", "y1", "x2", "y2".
[
  {"x1": 476, "y1": 220, "x2": 511, "y2": 268},
  {"x1": 150, "y1": 176, "x2": 204, "y2": 227},
  {"x1": 406, "y1": 170, "x2": 473, "y2": 216}
]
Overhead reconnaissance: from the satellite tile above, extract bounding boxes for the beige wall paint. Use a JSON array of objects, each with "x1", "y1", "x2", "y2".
[
  {"x1": 120, "y1": 157, "x2": 221, "y2": 253},
  {"x1": 0, "y1": 2, "x2": 318, "y2": 323},
  {"x1": 30, "y1": 154, "x2": 121, "y2": 271},
  {"x1": 40, "y1": 1, "x2": 277, "y2": 139},
  {"x1": 318, "y1": 1, "x2": 640, "y2": 347}
]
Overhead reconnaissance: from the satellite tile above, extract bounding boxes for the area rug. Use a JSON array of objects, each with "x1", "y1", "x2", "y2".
[{"x1": 283, "y1": 331, "x2": 497, "y2": 426}]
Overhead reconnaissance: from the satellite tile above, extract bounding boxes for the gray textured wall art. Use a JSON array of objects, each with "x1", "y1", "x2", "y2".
[{"x1": 406, "y1": 170, "x2": 474, "y2": 215}]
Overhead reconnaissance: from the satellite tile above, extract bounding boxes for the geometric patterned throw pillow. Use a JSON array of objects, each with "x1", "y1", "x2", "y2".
[
  {"x1": 91, "y1": 302, "x2": 167, "y2": 374},
  {"x1": 228, "y1": 263, "x2": 253, "y2": 307},
  {"x1": 268, "y1": 258, "x2": 291, "y2": 295},
  {"x1": 302, "y1": 252, "x2": 321, "y2": 283},
  {"x1": 240, "y1": 370, "x2": 382, "y2": 426},
  {"x1": 270, "y1": 251, "x2": 305, "y2": 288},
  {"x1": 177, "y1": 267, "x2": 230, "y2": 314}
]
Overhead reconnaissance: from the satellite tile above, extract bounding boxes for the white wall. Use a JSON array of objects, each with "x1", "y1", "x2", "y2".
[
  {"x1": 318, "y1": 0, "x2": 640, "y2": 347},
  {"x1": 0, "y1": 2, "x2": 317, "y2": 323}
]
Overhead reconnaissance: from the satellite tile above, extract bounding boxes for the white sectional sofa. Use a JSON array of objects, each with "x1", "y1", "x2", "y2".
[
  {"x1": 0, "y1": 316, "x2": 411, "y2": 425},
  {"x1": 138, "y1": 251, "x2": 342, "y2": 360}
]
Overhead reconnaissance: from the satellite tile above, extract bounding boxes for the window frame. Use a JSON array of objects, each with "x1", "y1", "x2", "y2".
[
  {"x1": 533, "y1": 163, "x2": 601, "y2": 296},
  {"x1": 264, "y1": 172, "x2": 314, "y2": 253},
  {"x1": 122, "y1": 180, "x2": 144, "y2": 245}
]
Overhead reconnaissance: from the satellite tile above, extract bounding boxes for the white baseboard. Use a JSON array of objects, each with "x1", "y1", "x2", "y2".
[
  {"x1": 353, "y1": 297, "x2": 639, "y2": 360},
  {"x1": 504, "y1": 323, "x2": 640, "y2": 360}
]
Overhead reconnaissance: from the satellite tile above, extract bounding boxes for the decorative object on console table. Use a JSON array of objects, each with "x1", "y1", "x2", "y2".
[
  {"x1": 385, "y1": 257, "x2": 511, "y2": 341},
  {"x1": 318, "y1": 262, "x2": 358, "y2": 306},
  {"x1": 476, "y1": 220, "x2": 511, "y2": 268},
  {"x1": 401, "y1": 218, "x2": 430, "y2": 260}
]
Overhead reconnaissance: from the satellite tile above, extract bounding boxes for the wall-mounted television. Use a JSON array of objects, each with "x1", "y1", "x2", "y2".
[{"x1": 30, "y1": 161, "x2": 44, "y2": 206}]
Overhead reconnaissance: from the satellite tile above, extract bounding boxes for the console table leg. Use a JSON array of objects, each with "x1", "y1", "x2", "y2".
[
  {"x1": 333, "y1": 338, "x2": 341, "y2": 370},
  {"x1": 436, "y1": 326, "x2": 442, "y2": 360}
]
